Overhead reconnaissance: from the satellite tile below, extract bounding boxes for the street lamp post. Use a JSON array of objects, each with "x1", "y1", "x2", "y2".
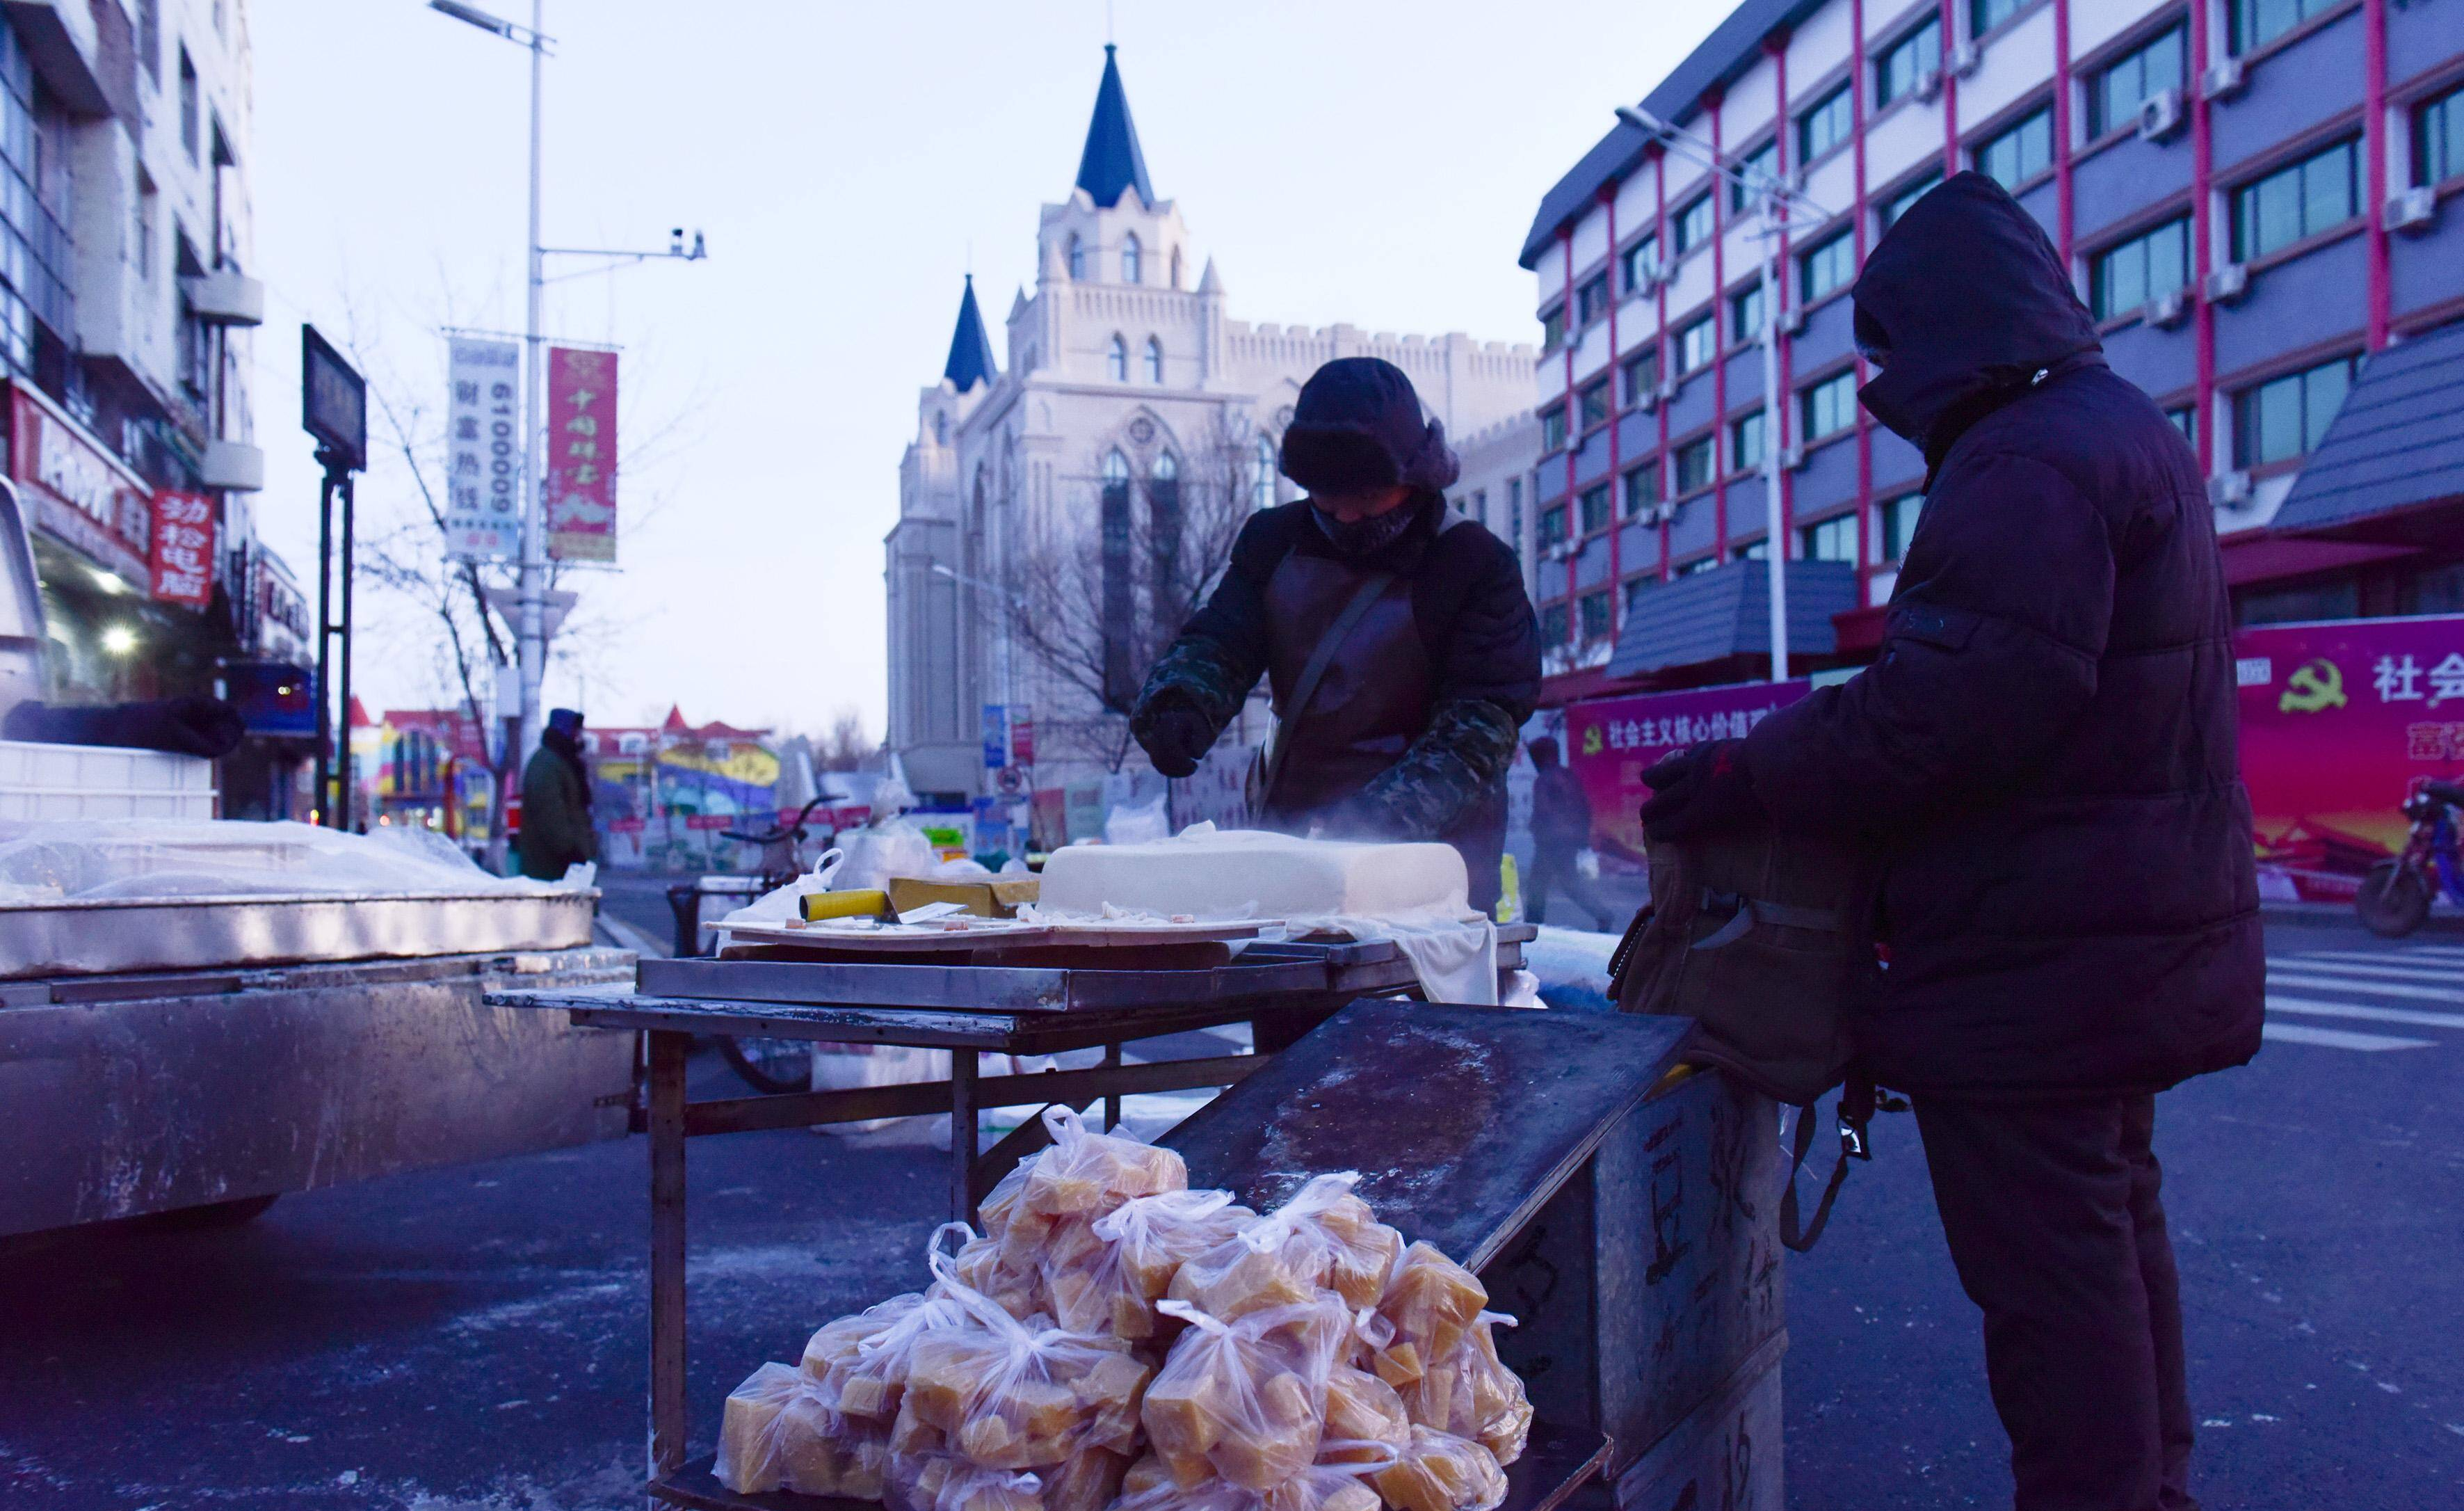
[{"x1": 1616, "y1": 105, "x2": 1831, "y2": 683}]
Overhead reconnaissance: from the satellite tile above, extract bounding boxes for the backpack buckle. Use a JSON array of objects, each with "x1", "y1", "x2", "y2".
[{"x1": 1837, "y1": 1110, "x2": 1873, "y2": 1161}]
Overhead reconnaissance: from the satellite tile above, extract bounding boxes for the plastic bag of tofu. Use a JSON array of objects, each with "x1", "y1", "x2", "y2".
[
  {"x1": 1044, "y1": 1187, "x2": 1255, "y2": 1341},
  {"x1": 1372, "y1": 1424, "x2": 1509, "y2": 1511},
  {"x1": 1369, "y1": 1240, "x2": 1490, "y2": 1394},
  {"x1": 1111, "y1": 1443, "x2": 1396, "y2": 1511},
  {"x1": 1141, "y1": 1294, "x2": 1353, "y2": 1491},
  {"x1": 887, "y1": 1457, "x2": 1045, "y2": 1511},
  {"x1": 1170, "y1": 1172, "x2": 1403, "y2": 1319},
  {"x1": 1019, "y1": 1104, "x2": 1189, "y2": 1224},
  {"x1": 1396, "y1": 1311, "x2": 1533, "y2": 1466}
]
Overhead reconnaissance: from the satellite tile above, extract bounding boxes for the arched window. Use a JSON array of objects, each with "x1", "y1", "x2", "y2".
[
  {"x1": 1100, "y1": 450, "x2": 1134, "y2": 707},
  {"x1": 1148, "y1": 451, "x2": 1183, "y2": 604},
  {"x1": 1253, "y1": 436, "x2": 1278, "y2": 510},
  {"x1": 1122, "y1": 233, "x2": 1142, "y2": 285},
  {"x1": 1067, "y1": 234, "x2": 1085, "y2": 280},
  {"x1": 1107, "y1": 334, "x2": 1129, "y2": 383},
  {"x1": 1171, "y1": 247, "x2": 1184, "y2": 289},
  {"x1": 1144, "y1": 336, "x2": 1165, "y2": 385},
  {"x1": 933, "y1": 410, "x2": 949, "y2": 446}
]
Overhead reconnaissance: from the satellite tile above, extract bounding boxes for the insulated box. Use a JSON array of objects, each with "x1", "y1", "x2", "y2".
[{"x1": 0, "y1": 737, "x2": 217, "y2": 820}]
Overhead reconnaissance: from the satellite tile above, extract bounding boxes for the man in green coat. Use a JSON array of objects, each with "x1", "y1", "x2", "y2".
[{"x1": 518, "y1": 706, "x2": 597, "y2": 880}]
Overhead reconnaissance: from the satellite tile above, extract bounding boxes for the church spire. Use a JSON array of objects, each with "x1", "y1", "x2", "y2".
[
  {"x1": 942, "y1": 275, "x2": 999, "y2": 393},
  {"x1": 1073, "y1": 44, "x2": 1154, "y2": 210}
]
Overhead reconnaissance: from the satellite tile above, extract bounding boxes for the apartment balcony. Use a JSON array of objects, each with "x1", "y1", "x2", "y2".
[{"x1": 179, "y1": 271, "x2": 265, "y2": 328}]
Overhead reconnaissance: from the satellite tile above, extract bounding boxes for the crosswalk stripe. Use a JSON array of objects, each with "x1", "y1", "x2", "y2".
[
  {"x1": 2267, "y1": 995, "x2": 2464, "y2": 1030},
  {"x1": 2265, "y1": 972, "x2": 2464, "y2": 1006},
  {"x1": 2261, "y1": 1022, "x2": 2435, "y2": 1051},
  {"x1": 2278, "y1": 957, "x2": 2464, "y2": 984}
]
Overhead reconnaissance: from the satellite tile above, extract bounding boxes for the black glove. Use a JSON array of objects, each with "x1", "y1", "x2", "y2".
[
  {"x1": 1132, "y1": 699, "x2": 1214, "y2": 779},
  {"x1": 1636, "y1": 739, "x2": 1763, "y2": 842}
]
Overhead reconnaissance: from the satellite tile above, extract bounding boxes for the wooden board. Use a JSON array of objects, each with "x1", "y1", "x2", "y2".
[
  {"x1": 709, "y1": 917, "x2": 1266, "y2": 953},
  {"x1": 1163, "y1": 1000, "x2": 1694, "y2": 1272}
]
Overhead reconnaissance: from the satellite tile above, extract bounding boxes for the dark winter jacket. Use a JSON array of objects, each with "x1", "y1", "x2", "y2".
[
  {"x1": 1134, "y1": 493, "x2": 1540, "y2": 847},
  {"x1": 1531, "y1": 765, "x2": 1594, "y2": 849},
  {"x1": 518, "y1": 729, "x2": 597, "y2": 881},
  {"x1": 1742, "y1": 173, "x2": 2263, "y2": 1099}
]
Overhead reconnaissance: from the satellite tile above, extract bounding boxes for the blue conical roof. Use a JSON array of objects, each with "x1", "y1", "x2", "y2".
[
  {"x1": 942, "y1": 275, "x2": 998, "y2": 393},
  {"x1": 1073, "y1": 45, "x2": 1154, "y2": 210}
]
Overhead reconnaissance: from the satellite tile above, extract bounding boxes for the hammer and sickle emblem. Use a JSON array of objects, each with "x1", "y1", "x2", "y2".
[
  {"x1": 1581, "y1": 725, "x2": 1604, "y2": 756},
  {"x1": 2279, "y1": 659, "x2": 2346, "y2": 714}
]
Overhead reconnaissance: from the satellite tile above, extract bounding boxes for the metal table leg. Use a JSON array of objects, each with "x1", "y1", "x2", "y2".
[
  {"x1": 647, "y1": 1029, "x2": 689, "y2": 1481},
  {"x1": 1102, "y1": 1042, "x2": 1122, "y2": 1130},
  {"x1": 949, "y1": 1050, "x2": 979, "y2": 1225}
]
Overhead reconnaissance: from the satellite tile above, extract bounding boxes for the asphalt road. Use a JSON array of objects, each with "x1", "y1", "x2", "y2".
[{"x1": 1, "y1": 910, "x2": 2458, "y2": 1508}]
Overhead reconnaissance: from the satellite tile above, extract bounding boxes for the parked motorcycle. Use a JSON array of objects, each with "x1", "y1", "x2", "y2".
[{"x1": 2354, "y1": 779, "x2": 2464, "y2": 937}]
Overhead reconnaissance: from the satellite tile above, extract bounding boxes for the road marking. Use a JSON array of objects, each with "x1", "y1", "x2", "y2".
[
  {"x1": 2260, "y1": 1022, "x2": 2435, "y2": 1051},
  {"x1": 2276, "y1": 956, "x2": 2464, "y2": 984},
  {"x1": 2265, "y1": 972, "x2": 2464, "y2": 1005},
  {"x1": 2267, "y1": 995, "x2": 2464, "y2": 1030}
]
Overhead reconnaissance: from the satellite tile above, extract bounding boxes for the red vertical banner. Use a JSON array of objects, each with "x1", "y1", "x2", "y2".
[
  {"x1": 148, "y1": 490, "x2": 217, "y2": 606},
  {"x1": 545, "y1": 346, "x2": 618, "y2": 562}
]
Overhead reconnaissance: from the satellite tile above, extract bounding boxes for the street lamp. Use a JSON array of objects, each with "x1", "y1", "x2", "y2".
[{"x1": 1616, "y1": 104, "x2": 1833, "y2": 683}]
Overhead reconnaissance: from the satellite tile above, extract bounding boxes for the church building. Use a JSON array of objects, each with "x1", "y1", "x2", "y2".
[{"x1": 885, "y1": 46, "x2": 1534, "y2": 812}]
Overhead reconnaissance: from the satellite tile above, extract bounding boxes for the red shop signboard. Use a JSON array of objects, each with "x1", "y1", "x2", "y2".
[{"x1": 6, "y1": 381, "x2": 152, "y2": 582}]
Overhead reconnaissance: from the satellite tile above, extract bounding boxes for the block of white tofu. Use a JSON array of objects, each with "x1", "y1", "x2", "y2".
[{"x1": 1038, "y1": 830, "x2": 1470, "y2": 920}]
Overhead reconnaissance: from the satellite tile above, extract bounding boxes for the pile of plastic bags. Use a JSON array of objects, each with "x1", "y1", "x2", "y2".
[{"x1": 716, "y1": 1106, "x2": 1530, "y2": 1511}]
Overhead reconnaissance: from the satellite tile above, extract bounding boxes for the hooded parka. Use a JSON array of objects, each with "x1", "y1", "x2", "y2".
[{"x1": 1742, "y1": 173, "x2": 2264, "y2": 1099}]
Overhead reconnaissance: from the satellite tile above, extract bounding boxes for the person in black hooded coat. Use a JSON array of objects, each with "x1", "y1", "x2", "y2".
[
  {"x1": 1639, "y1": 174, "x2": 2262, "y2": 1510},
  {"x1": 1129, "y1": 358, "x2": 1540, "y2": 909}
]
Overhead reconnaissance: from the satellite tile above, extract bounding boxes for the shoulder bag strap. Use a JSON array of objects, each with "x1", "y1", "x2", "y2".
[
  {"x1": 1256, "y1": 570, "x2": 1396, "y2": 815},
  {"x1": 1780, "y1": 1073, "x2": 1880, "y2": 1253}
]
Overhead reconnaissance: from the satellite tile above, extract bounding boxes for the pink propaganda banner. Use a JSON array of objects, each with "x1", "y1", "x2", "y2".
[
  {"x1": 1564, "y1": 678, "x2": 1814, "y2": 859},
  {"x1": 147, "y1": 490, "x2": 217, "y2": 607},
  {"x1": 545, "y1": 346, "x2": 617, "y2": 562},
  {"x1": 2237, "y1": 614, "x2": 2464, "y2": 897}
]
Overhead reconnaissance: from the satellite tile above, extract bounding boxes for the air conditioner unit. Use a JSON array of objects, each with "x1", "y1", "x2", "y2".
[
  {"x1": 1776, "y1": 305, "x2": 1806, "y2": 337},
  {"x1": 1655, "y1": 375, "x2": 1679, "y2": 402},
  {"x1": 2148, "y1": 288, "x2": 2191, "y2": 328},
  {"x1": 2138, "y1": 87, "x2": 2186, "y2": 143},
  {"x1": 1915, "y1": 68, "x2": 1945, "y2": 104},
  {"x1": 2200, "y1": 57, "x2": 2246, "y2": 101},
  {"x1": 2389, "y1": 185, "x2": 2440, "y2": 235},
  {"x1": 1951, "y1": 40, "x2": 1982, "y2": 78},
  {"x1": 2205, "y1": 263, "x2": 2250, "y2": 305},
  {"x1": 1641, "y1": 502, "x2": 1673, "y2": 526},
  {"x1": 1778, "y1": 444, "x2": 1805, "y2": 472},
  {"x1": 2207, "y1": 470, "x2": 2253, "y2": 509},
  {"x1": 1634, "y1": 387, "x2": 1659, "y2": 414}
]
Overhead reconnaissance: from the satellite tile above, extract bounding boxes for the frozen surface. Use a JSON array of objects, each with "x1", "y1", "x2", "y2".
[
  {"x1": 1037, "y1": 827, "x2": 1469, "y2": 920},
  {"x1": 0, "y1": 819, "x2": 582, "y2": 903}
]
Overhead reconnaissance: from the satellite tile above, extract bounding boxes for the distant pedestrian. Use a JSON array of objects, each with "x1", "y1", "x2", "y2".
[
  {"x1": 1636, "y1": 174, "x2": 2261, "y2": 1511},
  {"x1": 519, "y1": 707, "x2": 598, "y2": 881},
  {"x1": 1524, "y1": 737, "x2": 1615, "y2": 931}
]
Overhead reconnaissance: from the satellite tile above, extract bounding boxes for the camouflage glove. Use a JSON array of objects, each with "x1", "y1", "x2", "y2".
[{"x1": 1132, "y1": 696, "x2": 1214, "y2": 779}]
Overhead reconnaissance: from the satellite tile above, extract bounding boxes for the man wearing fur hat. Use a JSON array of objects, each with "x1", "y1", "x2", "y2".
[{"x1": 1129, "y1": 358, "x2": 1540, "y2": 910}]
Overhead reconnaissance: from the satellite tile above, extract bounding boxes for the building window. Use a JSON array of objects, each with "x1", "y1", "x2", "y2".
[
  {"x1": 134, "y1": 171, "x2": 155, "y2": 282},
  {"x1": 1100, "y1": 450, "x2": 1134, "y2": 705},
  {"x1": 1675, "y1": 316, "x2": 1715, "y2": 375},
  {"x1": 138, "y1": 0, "x2": 159, "y2": 82},
  {"x1": 1731, "y1": 410, "x2": 1767, "y2": 472},
  {"x1": 1172, "y1": 246, "x2": 1183, "y2": 289},
  {"x1": 1508, "y1": 478, "x2": 1524, "y2": 547},
  {"x1": 2165, "y1": 404, "x2": 2196, "y2": 449},
  {"x1": 1468, "y1": 489, "x2": 1486, "y2": 524},
  {"x1": 1674, "y1": 435, "x2": 1715, "y2": 494},
  {"x1": 1801, "y1": 370, "x2": 1858, "y2": 441},
  {"x1": 1730, "y1": 282, "x2": 1766, "y2": 343},
  {"x1": 1580, "y1": 590, "x2": 1612, "y2": 642},
  {"x1": 2419, "y1": 83, "x2": 2464, "y2": 187},
  {"x1": 1972, "y1": 0, "x2": 2027, "y2": 35},
  {"x1": 1877, "y1": 493, "x2": 1923, "y2": 561},
  {"x1": 1876, "y1": 16, "x2": 1942, "y2": 109},
  {"x1": 1800, "y1": 232, "x2": 1855, "y2": 305},
  {"x1": 1734, "y1": 539, "x2": 1767, "y2": 561},
  {"x1": 1106, "y1": 333, "x2": 1128, "y2": 382},
  {"x1": 1975, "y1": 107, "x2": 2054, "y2": 192},
  {"x1": 1540, "y1": 503, "x2": 1570, "y2": 547},
  {"x1": 2089, "y1": 26, "x2": 2184, "y2": 137},
  {"x1": 1579, "y1": 378, "x2": 1611, "y2": 431},
  {"x1": 1541, "y1": 600, "x2": 1572, "y2": 646},
  {"x1": 1730, "y1": 139, "x2": 1780, "y2": 212},
  {"x1": 1576, "y1": 273, "x2": 1611, "y2": 326},
  {"x1": 1540, "y1": 304, "x2": 1566, "y2": 351},
  {"x1": 1622, "y1": 347, "x2": 1660, "y2": 404},
  {"x1": 1625, "y1": 460, "x2": 1663, "y2": 516},
  {"x1": 2233, "y1": 355, "x2": 2355, "y2": 468},
  {"x1": 2089, "y1": 216, "x2": 2189, "y2": 317},
  {"x1": 1253, "y1": 435, "x2": 1278, "y2": 510},
  {"x1": 1798, "y1": 81, "x2": 1853, "y2": 163},
  {"x1": 1878, "y1": 171, "x2": 1942, "y2": 232},
  {"x1": 1580, "y1": 483, "x2": 1613, "y2": 535},
  {"x1": 1143, "y1": 336, "x2": 1163, "y2": 383},
  {"x1": 2231, "y1": 138, "x2": 2359, "y2": 262},
  {"x1": 1148, "y1": 451, "x2": 1182, "y2": 596},
  {"x1": 1068, "y1": 234, "x2": 1086, "y2": 280},
  {"x1": 1803, "y1": 513, "x2": 1858, "y2": 562},
  {"x1": 1679, "y1": 556, "x2": 1720, "y2": 576},
  {"x1": 1673, "y1": 193, "x2": 1714, "y2": 255},
  {"x1": 1540, "y1": 404, "x2": 1568, "y2": 451},
  {"x1": 1621, "y1": 232, "x2": 1661, "y2": 291},
  {"x1": 1624, "y1": 576, "x2": 1659, "y2": 614},
  {"x1": 2229, "y1": 0, "x2": 2333, "y2": 54},
  {"x1": 1122, "y1": 233, "x2": 1141, "y2": 285},
  {"x1": 179, "y1": 47, "x2": 198, "y2": 162}
]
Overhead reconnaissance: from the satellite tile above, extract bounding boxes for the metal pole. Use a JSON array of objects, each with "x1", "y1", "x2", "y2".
[
  {"x1": 338, "y1": 470, "x2": 357, "y2": 830},
  {"x1": 312, "y1": 467, "x2": 335, "y2": 826},
  {"x1": 514, "y1": 0, "x2": 548, "y2": 778},
  {"x1": 1760, "y1": 206, "x2": 1789, "y2": 683}
]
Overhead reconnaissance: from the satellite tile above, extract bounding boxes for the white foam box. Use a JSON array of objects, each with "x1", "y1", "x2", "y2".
[
  {"x1": 1036, "y1": 829, "x2": 1468, "y2": 920},
  {"x1": 0, "y1": 739, "x2": 217, "y2": 821}
]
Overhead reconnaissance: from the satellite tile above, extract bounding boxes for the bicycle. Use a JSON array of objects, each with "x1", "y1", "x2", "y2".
[
  {"x1": 665, "y1": 795, "x2": 837, "y2": 1094},
  {"x1": 2354, "y1": 778, "x2": 2464, "y2": 938}
]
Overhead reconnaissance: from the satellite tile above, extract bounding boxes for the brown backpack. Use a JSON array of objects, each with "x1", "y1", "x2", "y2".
[{"x1": 1607, "y1": 823, "x2": 1896, "y2": 1250}]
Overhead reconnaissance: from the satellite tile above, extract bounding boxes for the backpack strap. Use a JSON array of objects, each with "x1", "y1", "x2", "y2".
[
  {"x1": 1255, "y1": 570, "x2": 1396, "y2": 816},
  {"x1": 1780, "y1": 1073, "x2": 1902, "y2": 1253},
  {"x1": 1691, "y1": 888, "x2": 1848, "y2": 950}
]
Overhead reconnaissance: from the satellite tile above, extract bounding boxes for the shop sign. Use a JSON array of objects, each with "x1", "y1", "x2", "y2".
[
  {"x1": 1009, "y1": 705, "x2": 1035, "y2": 765},
  {"x1": 148, "y1": 490, "x2": 218, "y2": 606},
  {"x1": 544, "y1": 346, "x2": 617, "y2": 562},
  {"x1": 983, "y1": 703, "x2": 1009, "y2": 768},
  {"x1": 6, "y1": 382, "x2": 151, "y2": 576},
  {"x1": 444, "y1": 337, "x2": 521, "y2": 559},
  {"x1": 1564, "y1": 678, "x2": 1813, "y2": 856}
]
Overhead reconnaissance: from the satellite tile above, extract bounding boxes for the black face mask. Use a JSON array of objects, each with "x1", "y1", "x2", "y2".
[{"x1": 1312, "y1": 499, "x2": 1419, "y2": 558}]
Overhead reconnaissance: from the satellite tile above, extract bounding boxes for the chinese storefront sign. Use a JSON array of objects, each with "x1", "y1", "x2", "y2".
[
  {"x1": 2237, "y1": 614, "x2": 2464, "y2": 895},
  {"x1": 444, "y1": 337, "x2": 520, "y2": 559},
  {"x1": 148, "y1": 490, "x2": 217, "y2": 607},
  {"x1": 545, "y1": 346, "x2": 617, "y2": 562},
  {"x1": 6, "y1": 381, "x2": 152, "y2": 582},
  {"x1": 1565, "y1": 678, "x2": 1813, "y2": 858}
]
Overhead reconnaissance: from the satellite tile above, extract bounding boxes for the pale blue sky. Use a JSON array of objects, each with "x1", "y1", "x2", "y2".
[{"x1": 249, "y1": 0, "x2": 1727, "y2": 735}]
